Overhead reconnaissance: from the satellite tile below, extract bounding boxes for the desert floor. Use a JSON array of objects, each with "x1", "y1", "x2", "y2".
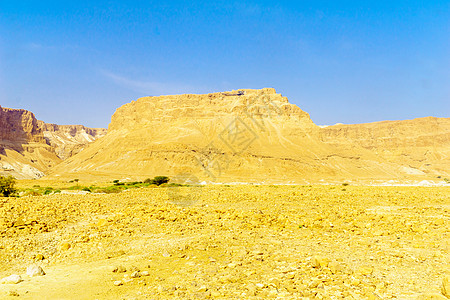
[{"x1": 0, "y1": 184, "x2": 449, "y2": 299}]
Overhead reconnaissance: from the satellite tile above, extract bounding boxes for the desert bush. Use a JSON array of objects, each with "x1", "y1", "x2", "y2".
[
  {"x1": 43, "y1": 189, "x2": 53, "y2": 195},
  {"x1": 147, "y1": 176, "x2": 170, "y2": 186},
  {"x1": 113, "y1": 180, "x2": 124, "y2": 186},
  {"x1": 99, "y1": 186, "x2": 122, "y2": 193},
  {"x1": 0, "y1": 175, "x2": 16, "y2": 197}
]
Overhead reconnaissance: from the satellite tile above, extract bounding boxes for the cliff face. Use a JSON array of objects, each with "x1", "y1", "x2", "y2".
[
  {"x1": 0, "y1": 106, "x2": 106, "y2": 179},
  {"x1": 0, "y1": 106, "x2": 45, "y2": 145},
  {"x1": 40, "y1": 123, "x2": 107, "y2": 160},
  {"x1": 49, "y1": 89, "x2": 450, "y2": 183},
  {"x1": 320, "y1": 117, "x2": 450, "y2": 177}
]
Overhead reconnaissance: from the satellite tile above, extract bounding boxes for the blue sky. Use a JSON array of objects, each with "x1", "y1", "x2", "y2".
[{"x1": 0, "y1": 0, "x2": 449, "y2": 128}]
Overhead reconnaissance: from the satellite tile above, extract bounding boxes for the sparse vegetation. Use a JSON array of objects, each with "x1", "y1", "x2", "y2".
[
  {"x1": 15, "y1": 176, "x2": 173, "y2": 197},
  {"x1": 144, "y1": 176, "x2": 170, "y2": 186}
]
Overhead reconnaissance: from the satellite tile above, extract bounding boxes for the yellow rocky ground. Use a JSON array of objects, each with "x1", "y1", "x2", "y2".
[{"x1": 0, "y1": 184, "x2": 449, "y2": 299}]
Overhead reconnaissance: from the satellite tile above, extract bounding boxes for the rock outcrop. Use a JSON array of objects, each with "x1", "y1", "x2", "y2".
[
  {"x1": 0, "y1": 105, "x2": 106, "y2": 179},
  {"x1": 48, "y1": 89, "x2": 450, "y2": 183},
  {"x1": 320, "y1": 117, "x2": 450, "y2": 178},
  {"x1": 40, "y1": 123, "x2": 107, "y2": 160}
]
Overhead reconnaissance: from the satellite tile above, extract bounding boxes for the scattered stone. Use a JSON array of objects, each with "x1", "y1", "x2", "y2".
[
  {"x1": 328, "y1": 261, "x2": 342, "y2": 274},
  {"x1": 60, "y1": 243, "x2": 71, "y2": 251},
  {"x1": 140, "y1": 271, "x2": 150, "y2": 276},
  {"x1": 8, "y1": 290, "x2": 19, "y2": 297},
  {"x1": 357, "y1": 266, "x2": 374, "y2": 276},
  {"x1": 106, "y1": 250, "x2": 126, "y2": 259},
  {"x1": 112, "y1": 265, "x2": 127, "y2": 273},
  {"x1": 197, "y1": 285, "x2": 208, "y2": 292},
  {"x1": 113, "y1": 280, "x2": 123, "y2": 286},
  {"x1": 312, "y1": 256, "x2": 329, "y2": 269},
  {"x1": 96, "y1": 218, "x2": 108, "y2": 227},
  {"x1": 130, "y1": 271, "x2": 140, "y2": 278},
  {"x1": 129, "y1": 265, "x2": 140, "y2": 272},
  {"x1": 255, "y1": 283, "x2": 264, "y2": 289},
  {"x1": 34, "y1": 254, "x2": 45, "y2": 261},
  {"x1": 1, "y1": 275, "x2": 23, "y2": 284},
  {"x1": 26, "y1": 265, "x2": 45, "y2": 277}
]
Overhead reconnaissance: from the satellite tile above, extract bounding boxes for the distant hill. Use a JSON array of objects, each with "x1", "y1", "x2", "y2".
[
  {"x1": 45, "y1": 88, "x2": 450, "y2": 184},
  {"x1": 0, "y1": 105, "x2": 106, "y2": 179}
]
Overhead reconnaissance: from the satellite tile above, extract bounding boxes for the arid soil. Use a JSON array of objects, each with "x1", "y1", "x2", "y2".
[{"x1": 0, "y1": 184, "x2": 449, "y2": 299}]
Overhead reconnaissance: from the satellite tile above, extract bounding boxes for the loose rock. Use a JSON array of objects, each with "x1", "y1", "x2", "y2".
[
  {"x1": 1, "y1": 275, "x2": 23, "y2": 284},
  {"x1": 26, "y1": 265, "x2": 46, "y2": 277}
]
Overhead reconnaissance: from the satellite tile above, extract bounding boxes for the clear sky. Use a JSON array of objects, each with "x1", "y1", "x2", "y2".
[{"x1": 1, "y1": 0, "x2": 449, "y2": 128}]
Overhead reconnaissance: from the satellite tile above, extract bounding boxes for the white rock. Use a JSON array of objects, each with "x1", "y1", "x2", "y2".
[
  {"x1": 1, "y1": 275, "x2": 23, "y2": 284},
  {"x1": 26, "y1": 265, "x2": 46, "y2": 277},
  {"x1": 130, "y1": 271, "x2": 140, "y2": 278}
]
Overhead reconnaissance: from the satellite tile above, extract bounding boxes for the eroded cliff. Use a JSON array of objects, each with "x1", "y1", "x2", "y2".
[
  {"x1": 0, "y1": 106, "x2": 106, "y2": 179},
  {"x1": 48, "y1": 89, "x2": 450, "y2": 183}
]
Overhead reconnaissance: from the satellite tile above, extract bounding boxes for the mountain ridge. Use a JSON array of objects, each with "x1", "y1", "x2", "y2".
[
  {"x1": 46, "y1": 89, "x2": 450, "y2": 183},
  {"x1": 0, "y1": 105, "x2": 106, "y2": 179}
]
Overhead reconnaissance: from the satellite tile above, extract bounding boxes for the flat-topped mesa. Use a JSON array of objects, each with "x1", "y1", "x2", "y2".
[
  {"x1": 48, "y1": 88, "x2": 450, "y2": 182},
  {"x1": 109, "y1": 88, "x2": 315, "y2": 132}
]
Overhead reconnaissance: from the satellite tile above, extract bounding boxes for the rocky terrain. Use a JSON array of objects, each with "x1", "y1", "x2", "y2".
[
  {"x1": 47, "y1": 88, "x2": 450, "y2": 183},
  {"x1": 0, "y1": 184, "x2": 448, "y2": 299},
  {"x1": 0, "y1": 105, "x2": 106, "y2": 179}
]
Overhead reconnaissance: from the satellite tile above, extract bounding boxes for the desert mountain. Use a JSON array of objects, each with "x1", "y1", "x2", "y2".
[
  {"x1": 48, "y1": 89, "x2": 450, "y2": 183},
  {"x1": 0, "y1": 105, "x2": 106, "y2": 179}
]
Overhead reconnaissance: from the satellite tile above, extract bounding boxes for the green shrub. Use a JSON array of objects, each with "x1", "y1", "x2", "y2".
[
  {"x1": 150, "y1": 176, "x2": 170, "y2": 186},
  {"x1": 0, "y1": 175, "x2": 16, "y2": 197},
  {"x1": 101, "y1": 186, "x2": 122, "y2": 193},
  {"x1": 82, "y1": 187, "x2": 91, "y2": 192},
  {"x1": 68, "y1": 185, "x2": 83, "y2": 190}
]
